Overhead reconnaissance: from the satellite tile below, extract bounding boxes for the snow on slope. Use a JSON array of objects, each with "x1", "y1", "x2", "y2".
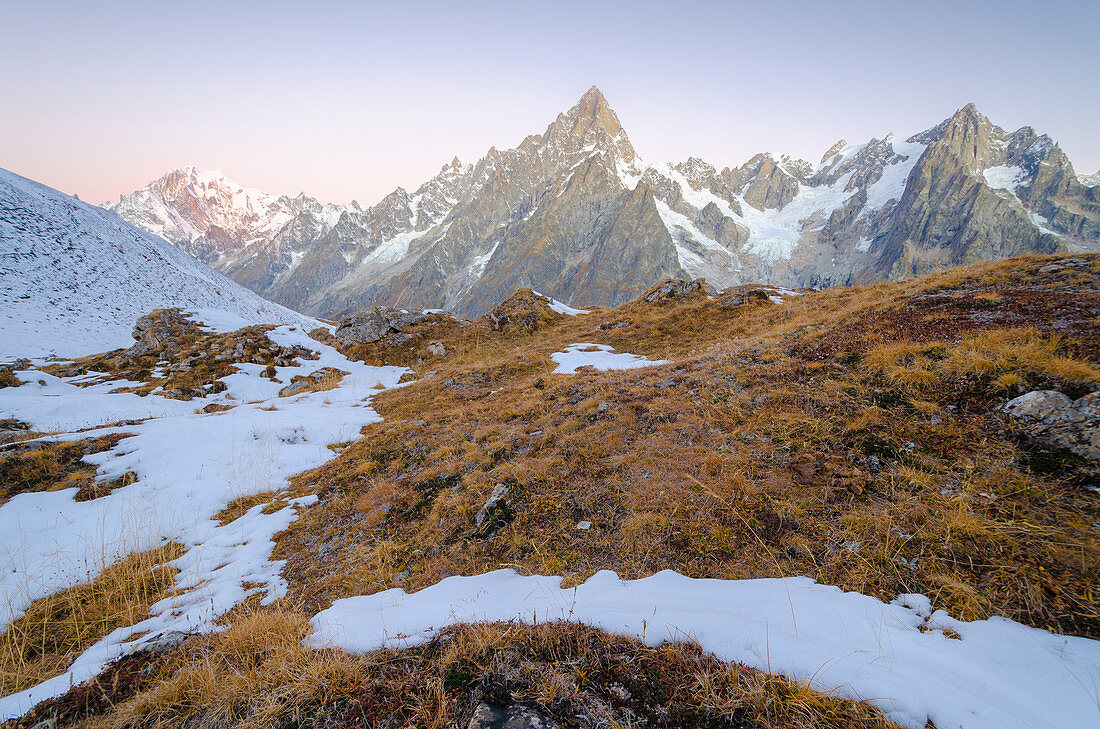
[
  {"x1": 0, "y1": 326, "x2": 406, "y2": 718},
  {"x1": 309, "y1": 569, "x2": 1100, "y2": 729},
  {"x1": 0, "y1": 167, "x2": 315, "y2": 360}
]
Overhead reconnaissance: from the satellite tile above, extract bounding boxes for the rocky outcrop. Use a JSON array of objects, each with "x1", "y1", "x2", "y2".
[
  {"x1": 641, "y1": 278, "x2": 716, "y2": 303},
  {"x1": 483, "y1": 290, "x2": 561, "y2": 333},
  {"x1": 1003, "y1": 390, "x2": 1099, "y2": 463},
  {"x1": 127, "y1": 309, "x2": 200, "y2": 357},
  {"x1": 333, "y1": 307, "x2": 427, "y2": 346}
]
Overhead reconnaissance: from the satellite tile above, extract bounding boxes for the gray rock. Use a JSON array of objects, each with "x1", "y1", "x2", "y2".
[
  {"x1": 130, "y1": 630, "x2": 190, "y2": 656},
  {"x1": 1003, "y1": 390, "x2": 1099, "y2": 462},
  {"x1": 427, "y1": 341, "x2": 447, "y2": 357},
  {"x1": 467, "y1": 703, "x2": 559, "y2": 729},
  {"x1": 475, "y1": 483, "x2": 512, "y2": 530},
  {"x1": 334, "y1": 307, "x2": 427, "y2": 345},
  {"x1": 279, "y1": 379, "x2": 313, "y2": 397}
]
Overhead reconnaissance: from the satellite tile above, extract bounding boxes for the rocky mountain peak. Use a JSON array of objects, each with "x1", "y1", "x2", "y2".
[
  {"x1": 821, "y1": 139, "x2": 848, "y2": 164},
  {"x1": 672, "y1": 157, "x2": 719, "y2": 189},
  {"x1": 546, "y1": 86, "x2": 635, "y2": 163}
]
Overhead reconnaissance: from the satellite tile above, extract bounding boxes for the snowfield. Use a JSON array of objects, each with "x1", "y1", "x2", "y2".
[
  {"x1": 0, "y1": 166, "x2": 314, "y2": 360},
  {"x1": 309, "y1": 569, "x2": 1100, "y2": 729},
  {"x1": 0, "y1": 326, "x2": 406, "y2": 719}
]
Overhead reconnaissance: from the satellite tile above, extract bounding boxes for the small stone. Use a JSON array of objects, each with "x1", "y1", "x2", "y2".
[
  {"x1": 475, "y1": 483, "x2": 512, "y2": 530},
  {"x1": 576, "y1": 521, "x2": 591, "y2": 530}
]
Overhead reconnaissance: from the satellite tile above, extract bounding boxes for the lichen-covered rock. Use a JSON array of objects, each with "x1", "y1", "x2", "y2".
[
  {"x1": 483, "y1": 290, "x2": 561, "y2": 333},
  {"x1": 1003, "y1": 390, "x2": 1099, "y2": 462},
  {"x1": 641, "y1": 278, "x2": 716, "y2": 303},
  {"x1": 466, "y1": 702, "x2": 559, "y2": 729},
  {"x1": 127, "y1": 309, "x2": 200, "y2": 357},
  {"x1": 334, "y1": 307, "x2": 427, "y2": 345},
  {"x1": 475, "y1": 483, "x2": 513, "y2": 535}
]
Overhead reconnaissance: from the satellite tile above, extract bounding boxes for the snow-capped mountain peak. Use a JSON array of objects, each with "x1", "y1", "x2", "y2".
[{"x1": 0, "y1": 166, "x2": 315, "y2": 359}]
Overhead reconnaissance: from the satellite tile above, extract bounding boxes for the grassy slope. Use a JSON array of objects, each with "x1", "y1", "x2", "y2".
[
  {"x1": 280, "y1": 254, "x2": 1099, "y2": 637},
  {"x1": 3, "y1": 253, "x2": 1098, "y2": 728}
]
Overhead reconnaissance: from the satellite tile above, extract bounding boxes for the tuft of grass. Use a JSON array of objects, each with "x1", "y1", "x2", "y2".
[
  {"x1": 0, "y1": 543, "x2": 183, "y2": 696},
  {"x1": 0, "y1": 435, "x2": 131, "y2": 506}
]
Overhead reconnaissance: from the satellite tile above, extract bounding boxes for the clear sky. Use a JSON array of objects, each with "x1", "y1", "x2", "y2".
[{"x1": 2, "y1": 0, "x2": 1097, "y2": 206}]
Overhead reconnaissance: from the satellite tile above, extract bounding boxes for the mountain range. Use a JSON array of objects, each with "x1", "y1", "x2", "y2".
[
  {"x1": 0, "y1": 167, "x2": 313, "y2": 359},
  {"x1": 105, "y1": 87, "x2": 1100, "y2": 318}
]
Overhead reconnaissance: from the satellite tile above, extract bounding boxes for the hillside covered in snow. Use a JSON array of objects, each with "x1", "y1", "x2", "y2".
[{"x1": 0, "y1": 167, "x2": 315, "y2": 360}]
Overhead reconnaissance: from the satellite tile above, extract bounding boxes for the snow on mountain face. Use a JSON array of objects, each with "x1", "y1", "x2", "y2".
[
  {"x1": 107, "y1": 90, "x2": 1099, "y2": 317},
  {"x1": 0, "y1": 167, "x2": 316, "y2": 360}
]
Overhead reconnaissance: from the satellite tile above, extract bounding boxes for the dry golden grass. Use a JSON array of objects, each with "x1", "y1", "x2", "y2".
[
  {"x1": 278, "y1": 254, "x2": 1100, "y2": 638},
  {"x1": 0, "y1": 543, "x2": 183, "y2": 696},
  {"x1": 4, "y1": 254, "x2": 1099, "y2": 728},
  {"x1": 0, "y1": 434, "x2": 132, "y2": 506},
  {"x1": 20, "y1": 608, "x2": 901, "y2": 729},
  {"x1": 865, "y1": 329, "x2": 1100, "y2": 393}
]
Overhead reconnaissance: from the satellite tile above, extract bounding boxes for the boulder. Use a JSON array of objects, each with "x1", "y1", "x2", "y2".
[
  {"x1": 467, "y1": 702, "x2": 559, "y2": 729},
  {"x1": 641, "y1": 278, "x2": 716, "y2": 303},
  {"x1": 127, "y1": 309, "x2": 198, "y2": 357},
  {"x1": 484, "y1": 289, "x2": 561, "y2": 333},
  {"x1": 1003, "y1": 390, "x2": 1099, "y2": 462},
  {"x1": 334, "y1": 307, "x2": 427, "y2": 346}
]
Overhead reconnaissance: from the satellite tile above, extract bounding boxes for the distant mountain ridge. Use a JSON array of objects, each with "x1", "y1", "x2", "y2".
[
  {"x1": 0, "y1": 167, "x2": 314, "y2": 360},
  {"x1": 106, "y1": 88, "x2": 1100, "y2": 318}
]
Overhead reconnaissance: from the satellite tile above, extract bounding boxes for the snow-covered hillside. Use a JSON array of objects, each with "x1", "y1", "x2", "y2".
[{"x1": 0, "y1": 167, "x2": 316, "y2": 360}]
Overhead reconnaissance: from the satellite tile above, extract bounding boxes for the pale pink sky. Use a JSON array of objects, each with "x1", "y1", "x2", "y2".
[{"x1": 2, "y1": 1, "x2": 1097, "y2": 206}]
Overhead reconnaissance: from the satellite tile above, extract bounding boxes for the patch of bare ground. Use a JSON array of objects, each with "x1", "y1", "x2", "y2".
[{"x1": 0, "y1": 434, "x2": 134, "y2": 506}]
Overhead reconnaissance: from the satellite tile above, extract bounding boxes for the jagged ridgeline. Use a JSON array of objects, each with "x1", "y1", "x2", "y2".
[{"x1": 106, "y1": 88, "x2": 1100, "y2": 319}]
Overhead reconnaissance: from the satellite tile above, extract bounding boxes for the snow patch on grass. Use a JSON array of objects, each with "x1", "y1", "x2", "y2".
[
  {"x1": 308, "y1": 568, "x2": 1100, "y2": 729},
  {"x1": 550, "y1": 343, "x2": 670, "y2": 374},
  {"x1": 0, "y1": 327, "x2": 406, "y2": 719}
]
